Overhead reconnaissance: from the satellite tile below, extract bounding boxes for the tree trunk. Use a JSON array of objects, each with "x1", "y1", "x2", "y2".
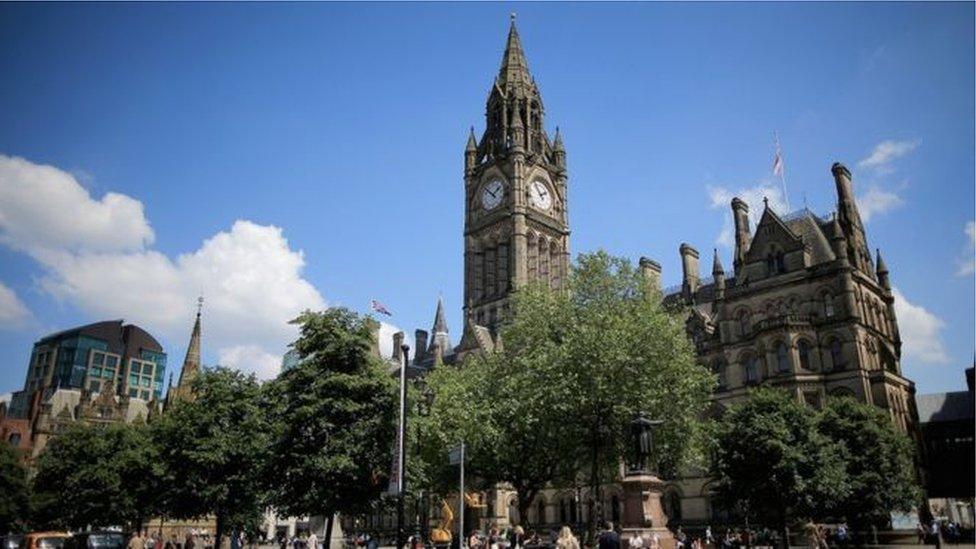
[
  {"x1": 324, "y1": 513, "x2": 334, "y2": 549},
  {"x1": 515, "y1": 487, "x2": 536, "y2": 529},
  {"x1": 588, "y1": 442, "x2": 600, "y2": 546},
  {"x1": 215, "y1": 511, "x2": 225, "y2": 549},
  {"x1": 779, "y1": 522, "x2": 790, "y2": 549}
]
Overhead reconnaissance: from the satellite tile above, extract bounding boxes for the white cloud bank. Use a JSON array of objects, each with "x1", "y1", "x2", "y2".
[
  {"x1": 0, "y1": 154, "x2": 327, "y2": 381},
  {"x1": 957, "y1": 221, "x2": 976, "y2": 277},
  {"x1": 0, "y1": 281, "x2": 32, "y2": 328},
  {"x1": 707, "y1": 181, "x2": 788, "y2": 248},
  {"x1": 856, "y1": 186, "x2": 904, "y2": 222},
  {"x1": 892, "y1": 287, "x2": 949, "y2": 365},
  {"x1": 858, "y1": 139, "x2": 919, "y2": 174}
]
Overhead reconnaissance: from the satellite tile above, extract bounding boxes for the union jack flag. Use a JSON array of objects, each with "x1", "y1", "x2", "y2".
[{"x1": 371, "y1": 299, "x2": 393, "y2": 316}]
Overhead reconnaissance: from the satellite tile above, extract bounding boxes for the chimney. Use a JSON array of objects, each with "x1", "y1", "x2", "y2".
[
  {"x1": 392, "y1": 331, "x2": 405, "y2": 363},
  {"x1": 680, "y1": 243, "x2": 700, "y2": 301},
  {"x1": 712, "y1": 249, "x2": 726, "y2": 300},
  {"x1": 639, "y1": 257, "x2": 662, "y2": 299},
  {"x1": 832, "y1": 162, "x2": 855, "y2": 207},
  {"x1": 414, "y1": 329, "x2": 428, "y2": 363},
  {"x1": 732, "y1": 198, "x2": 751, "y2": 275}
]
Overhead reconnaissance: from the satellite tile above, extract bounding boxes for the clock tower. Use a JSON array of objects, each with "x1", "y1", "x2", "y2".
[{"x1": 463, "y1": 17, "x2": 570, "y2": 334}]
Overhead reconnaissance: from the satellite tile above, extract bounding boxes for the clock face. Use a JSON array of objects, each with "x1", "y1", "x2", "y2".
[
  {"x1": 481, "y1": 179, "x2": 504, "y2": 211},
  {"x1": 529, "y1": 180, "x2": 553, "y2": 211}
]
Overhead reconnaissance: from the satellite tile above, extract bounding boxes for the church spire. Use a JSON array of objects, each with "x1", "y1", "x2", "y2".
[
  {"x1": 429, "y1": 296, "x2": 453, "y2": 356},
  {"x1": 176, "y1": 297, "x2": 202, "y2": 395},
  {"x1": 497, "y1": 14, "x2": 534, "y2": 95}
]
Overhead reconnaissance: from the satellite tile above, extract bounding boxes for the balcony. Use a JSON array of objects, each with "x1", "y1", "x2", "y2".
[{"x1": 751, "y1": 313, "x2": 814, "y2": 334}]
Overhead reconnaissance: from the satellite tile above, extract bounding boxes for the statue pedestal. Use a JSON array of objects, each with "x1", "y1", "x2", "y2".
[{"x1": 619, "y1": 473, "x2": 674, "y2": 549}]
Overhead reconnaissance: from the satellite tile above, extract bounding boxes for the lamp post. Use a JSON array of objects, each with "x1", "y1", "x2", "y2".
[
  {"x1": 413, "y1": 376, "x2": 435, "y2": 545},
  {"x1": 396, "y1": 344, "x2": 410, "y2": 549}
]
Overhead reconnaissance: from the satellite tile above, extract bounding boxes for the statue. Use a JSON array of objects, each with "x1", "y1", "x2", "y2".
[
  {"x1": 430, "y1": 499, "x2": 453, "y2": 544},
  {"x1": 629, "y1": 413, "x2": 664, "y2": 474}
]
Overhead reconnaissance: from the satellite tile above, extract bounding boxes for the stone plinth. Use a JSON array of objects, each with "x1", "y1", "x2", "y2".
[{"x1": 619, "y1": 473, "x2": 674, "y2": 549}]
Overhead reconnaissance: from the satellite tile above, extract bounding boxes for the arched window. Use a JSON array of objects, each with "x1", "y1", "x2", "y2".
[
  {"x1": 744, "y1": 355, "x2": 760, "y2": 384},
  {"x1": 797, "y1": 340, "x2": 812, "y2": 371},
  {"x1": 713, "y1": 360, "x2": 727, "y2": 389},
  {"x1": 776, "y1": 342, "x2": 790, "y2": 373},
  {"x1": 665, "y1": 490, "x2": 683, "y2": 522},
  {"x1": 829, "y1": 339, "x2": 846, "y2": 370},
  {"x1": 823, "y1": 292, "x2": 836, "y2": 318},
  {"x1": 8, "y1": 432, "x2": 20, "y2": 446},
  {"x1": 738, "y1": 310, "x2": 751, "y2": 337},
  {"x1": 537, "y1": 499, "x2": 546, "y2": 526}
]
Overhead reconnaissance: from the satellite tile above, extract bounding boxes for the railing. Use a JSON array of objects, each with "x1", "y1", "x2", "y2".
[{"x1": 751, "y1": 313, "x2": 814, "y2": 334}]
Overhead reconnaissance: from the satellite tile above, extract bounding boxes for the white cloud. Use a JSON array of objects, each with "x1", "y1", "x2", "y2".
[
  {"x1": 856, "y1": 186, "x2": 904, "y2": 222},
  {"x1": 218, "y1": 345, "x2": 283, "y2": 381},
  {"x1": 0, "y1": 154, "x2": 154, "y2": 258},
  {"x1": 957, "y1": 221, "x2": 976, "y2": 277},
  {"x1": 892, "y1": 288, "x2": 949, "y2": 365},
  {"x1": 0, "y1": 392, "x2": 10, "y2": 405},
  {"x1": 0, "y1": 281, "x2": 32, "y2": 328},
  {"x1": 857, "y1": 140, "x2": 919, "y2": 174},
  {"x1": 707, "y1": 182, "x2": 788, "y2": 247},
  {"x1": 0, "y1": 155, "x2": 327, "y2": 378}
]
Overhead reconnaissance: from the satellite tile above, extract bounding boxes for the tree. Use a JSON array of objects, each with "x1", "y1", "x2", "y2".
[
  {"x1": 712, "y1": 388, "x2": 848, "y2": 547},
  {"x1": 263, "y1": 309, "x2": 397, "y2": 542},
  {"x1": 816, "y1": 396, "x2": 921, "y2": 532},
  {"x1": 153, "y1": 368, "x2": 269, "y2": 549},
  {"x1": 31, "y1": 422, "x2": 161, "y2": 531},
  {"x1": 0, "y1": 441, "x2": 29, "y2": 534},
  {"x1": 424, "y1": 251, "x2": 714, "y2": 538}
]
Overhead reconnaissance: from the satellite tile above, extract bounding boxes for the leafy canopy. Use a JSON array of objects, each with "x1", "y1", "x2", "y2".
[
  {"x1": 31, "y1": 422, "x2": 161, "y2": 531},
  {"x1": 0, "y1": 441, "x2": 29, "y2": 534},
  {"x1": 152, "y1": 367, "x2": 269, "y2": 535},
  {"x1": 263, "y1": 308, "x2": 398, "y2": 518}
]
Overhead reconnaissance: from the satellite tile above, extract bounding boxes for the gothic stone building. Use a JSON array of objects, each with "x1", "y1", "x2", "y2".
[
  {"x1": 374, "y1": 17, "x2": 921, "y2": 534},
  {"x1": 651, "y1": 164, "x2": 919, "y2": 524}
]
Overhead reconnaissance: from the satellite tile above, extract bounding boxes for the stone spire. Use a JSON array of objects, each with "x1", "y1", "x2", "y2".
[
  {"x1": 497, "y1": 14, "x2": 534, "y2": 96},
  {"x1": 173, "y1": 297, "x2": 203, "y2": 402},
  {"x1": 876, "y1": 249, "x2": 891, "y2": 290},
  {"x1": 466, "y1": 127, "x2": 478, "y2": 152},
  {"x1": 429, "y1": 296, "x2": 453, "y2": 355}
]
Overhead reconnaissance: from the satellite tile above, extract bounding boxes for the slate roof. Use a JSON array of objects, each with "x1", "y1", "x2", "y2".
[{"x1": 917, "y1": 390, "x2": 975, "y2": 424}]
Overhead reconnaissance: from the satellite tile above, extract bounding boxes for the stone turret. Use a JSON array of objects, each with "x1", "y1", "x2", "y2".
[
  {"x1": 465, "y1": 127, "x2": 478, "y2": 172},
  {"x1": 712, "y1": 249, "x2": 726, "y2": 299},
  {"x1": 680, "y1": 243, "x2": 700, "y2": 302},
  {"x1": 553, "y1": 127, "x2": 566, "y2": 170},
  {"x1": 731, "y1": 198, "x2": 751, "y2": 276},
  {"x1": 639, "y1": 257, "x2": 662, "y2": 299}
]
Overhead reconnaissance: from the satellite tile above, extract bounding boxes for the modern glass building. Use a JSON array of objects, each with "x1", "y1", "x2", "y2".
[{"x1": 23, "y1": 320, "x2": 167, "y2": 401}]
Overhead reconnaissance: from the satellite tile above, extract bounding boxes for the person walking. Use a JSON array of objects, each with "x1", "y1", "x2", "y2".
[
  {"x1": 627, "y1": 533, "x2": 643, "y2": 549},
  {"x1": 307, "y1": 532, "x2": 318, "y2": 549},
  {"x1": 509, "y1": 526, "x2": 525, "y2": 549},
  {"x1": 184, "y1": 534, "x2": 196, "y2": 549},
  {"x1": 129, "y1": 531, "x2": 146, "y2": 549},
  {"x1": 598, "y1": 523, "x2": 620, "y2": 549},
  {"x1": 555, "y1": 527, "x2": 579, "y2": 549}
]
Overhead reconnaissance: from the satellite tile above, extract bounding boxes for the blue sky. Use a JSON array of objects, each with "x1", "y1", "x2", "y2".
[{"x1": 0, "y1": 2, "x2": 972, "y2": 397}]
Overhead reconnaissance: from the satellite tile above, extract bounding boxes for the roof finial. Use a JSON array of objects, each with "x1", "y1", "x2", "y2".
[
  {"x1": 196, "y1": 295, "x2": 204, "y2": 317},
  {"x1": 510, "y1": 12, "x2": 517, "y2": 23},
  {"x1": 763, "y1": 196, "x2": 770, "y2": 208}
]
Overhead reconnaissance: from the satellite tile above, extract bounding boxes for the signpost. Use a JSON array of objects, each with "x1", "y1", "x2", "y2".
[{"x1": 449, "y1": 443, "x2": 465, "y2": 549}]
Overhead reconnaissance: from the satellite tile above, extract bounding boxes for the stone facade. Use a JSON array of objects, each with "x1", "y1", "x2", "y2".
[
  {"x1": 372, "y1": 16, "x2": 922, "y2": 537},
  {"x1": 647, "y1": 167, "x2": 920, "y2": 524}
]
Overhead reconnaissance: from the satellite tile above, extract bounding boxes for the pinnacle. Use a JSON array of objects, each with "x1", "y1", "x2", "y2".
[
  {"x1": 432, "y1": 296, "x2": 449, "y2": 334},
  {"x1": 712, "y1": 249, "x2": 725, "y2": 275},
  {"x1": 497, "y1": 16, "x2": 533, "y2": 93}
]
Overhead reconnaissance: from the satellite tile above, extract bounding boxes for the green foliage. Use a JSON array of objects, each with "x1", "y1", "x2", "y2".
[
  {"x1": 422, "y1": 250, "x2": 714, "y2": 526},
  {"x1": 31, "y1": 422, "x2": 161, "y2": 531},
  {"x1": 712, "y1": 388, "x2": 849, "y2": 527},
  {"x1": 0, "y1": 441, "x2": 29, "y2": 534},
  {"x1": 263, "y1": 308, "x2": 397, "y2": 518},
  {"x1": 153, "y1": 368, "x2": 268, "y2": 538},
  {"x1": 817, "y1": 396, "x2": 921, "y2": 528},
  {"x1": 713, "y1": 389, "x2": 923, "y2": 532}
]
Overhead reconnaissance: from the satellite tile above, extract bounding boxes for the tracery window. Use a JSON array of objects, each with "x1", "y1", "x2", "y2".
[
  {"x1": 829, "y1": 339, "x2": 846, "y2": 370},
  {"x1": 797, "y1": 340, "x2": 812, "y2": 371},
  {"x1": 776, "y1": 342, "x2": 790, "y2": 373}
]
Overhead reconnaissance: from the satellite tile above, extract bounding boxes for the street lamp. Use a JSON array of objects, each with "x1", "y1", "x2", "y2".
[
  {"x1": 396, "y1": 344, "x2": 410, "y2": 549},
  {"x1": 412, "y1": 376, "x2": 435, "y2": 544}
]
